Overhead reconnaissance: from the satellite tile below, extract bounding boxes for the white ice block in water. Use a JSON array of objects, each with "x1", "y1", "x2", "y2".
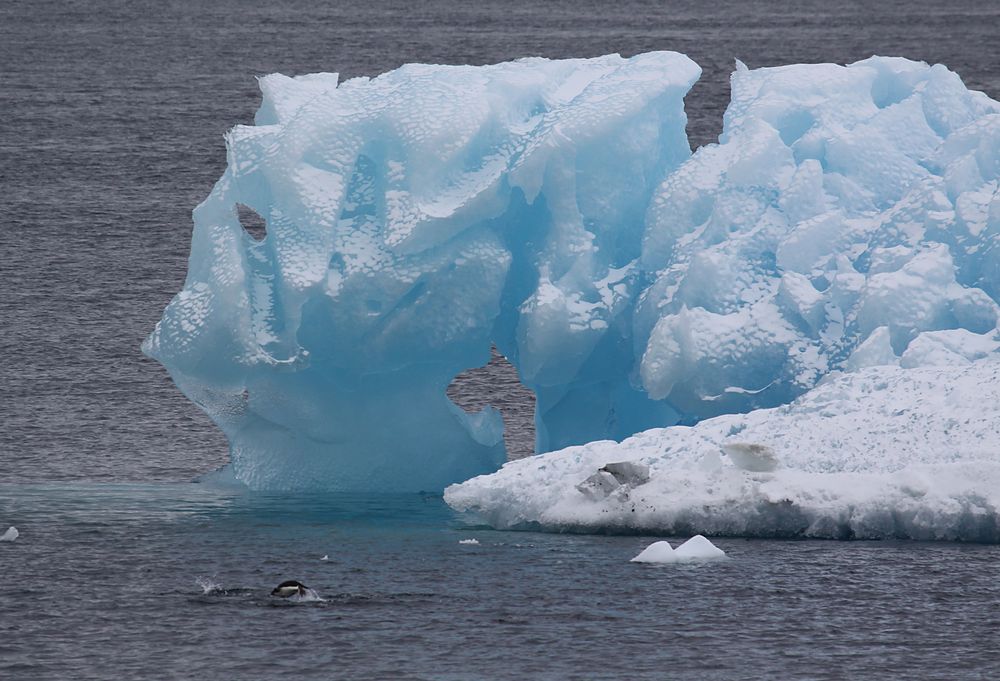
[
  {"x1": 1, "y1": 526, "x2": 19, "y2": 542},
  {"x1": 630, "y1": 541, "x2": 676, "y2": 563},
  {"x1": 673, "y1": 535, "x2": 727, "y2": 561},
  {"x1": 631, "y1": 536, "x2": 726, "y2": 563}
]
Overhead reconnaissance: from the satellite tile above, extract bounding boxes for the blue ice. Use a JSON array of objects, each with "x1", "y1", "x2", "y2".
[{"x1": 145, "y1": 53, "x2": 1000, "y2": 491}]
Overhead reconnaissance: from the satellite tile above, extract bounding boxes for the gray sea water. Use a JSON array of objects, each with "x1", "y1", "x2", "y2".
[{"x1": 3, "y1": 0, "x2": 1000, "y2": 678}]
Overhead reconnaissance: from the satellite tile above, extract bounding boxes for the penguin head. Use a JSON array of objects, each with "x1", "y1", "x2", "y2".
[{"x1": 271, "y1": 580, "x2": 308, "y2": 597}]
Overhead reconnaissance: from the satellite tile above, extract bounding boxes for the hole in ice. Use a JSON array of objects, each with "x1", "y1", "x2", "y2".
[
  {"x1": 447, "y1": 346, "x2": 536, "y2": 460},
  {"x1": 237, "y1": 203, "x2": 267, "y2": 241}
]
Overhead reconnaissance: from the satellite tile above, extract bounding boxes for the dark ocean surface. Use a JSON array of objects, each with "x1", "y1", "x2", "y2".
[{"x1": 2, "y1": 1, "x2": 1000, "y2": 678}]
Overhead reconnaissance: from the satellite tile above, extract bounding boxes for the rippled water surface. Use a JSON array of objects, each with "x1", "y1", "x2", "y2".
[
  {"x1": 2, "y1": 486, "x2": 999, "y2": 680},
  {"x1": 3, "y1": 0, "x2": 1000, "y2": 678}
]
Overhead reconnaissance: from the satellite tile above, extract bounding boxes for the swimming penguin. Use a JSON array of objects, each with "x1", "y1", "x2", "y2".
[{"x1": 271, "y1": 580, "x2": 309, "y2": 598}]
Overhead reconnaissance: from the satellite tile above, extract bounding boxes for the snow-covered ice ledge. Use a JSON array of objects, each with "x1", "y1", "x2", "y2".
[{"x1": 445, "y1": 359, "x2": 1000, "y2": 541}]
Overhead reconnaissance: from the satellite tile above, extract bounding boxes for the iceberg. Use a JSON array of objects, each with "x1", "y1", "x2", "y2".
[
  {"x1": 445, "y1": 358, "x2": 1000, "y2": 541},
  {"x1": 147, "y1": 52, "x2": 1000, "y2": 495},
  {"x1": 145, "y1": 52, "x2": 700, "y2": 491}
]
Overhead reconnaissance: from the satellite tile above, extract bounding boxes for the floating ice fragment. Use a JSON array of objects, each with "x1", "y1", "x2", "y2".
[
  {"x1": 630, "y1": 540, "x2": 676, "y2": 563},
  {"x1": 673, "y1": 535, "x2": 727, "y2": 561},
  {"x1": 630, "y1": 536, "x2": 726, "y2": 563},
  {"x1": 1, "y1": 526, "x2": 18, "y2": 542},
  {"x1": 459, "y1": 538, "x2": 480, "y2": 545}
]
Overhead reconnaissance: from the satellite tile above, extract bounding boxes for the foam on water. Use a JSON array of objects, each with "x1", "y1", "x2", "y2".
[{"x1": 195, "y1": 576, "x2": 222, "y2": 594}]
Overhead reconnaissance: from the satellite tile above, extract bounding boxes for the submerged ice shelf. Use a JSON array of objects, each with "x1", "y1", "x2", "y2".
[{"x1": 146, "y1": 51, "x2": 1000, "y2": 498}]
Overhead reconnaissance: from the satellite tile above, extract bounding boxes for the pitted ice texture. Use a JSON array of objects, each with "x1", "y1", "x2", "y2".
[
  {"x1": 145, "y1": 53, "x2": 700, "y2": 491},
  {"x1": 637, "y1": 57, "x2": 1000, "y2": 419},
  {"x1": 146, "y1": 53, "x2": 1000, "y2": 492}
]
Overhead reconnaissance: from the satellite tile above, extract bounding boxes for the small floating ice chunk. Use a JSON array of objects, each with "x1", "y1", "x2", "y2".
[
  {"x1": 721, "y1": 442, "x2": 779, "y2": 472},
  {"x1": 0, "y1": 526, "x2": 18, "y2": 542},
  {"x1": 459, "y1": 538, "x2": 480, "y2": 545},
  {"x1": 631, "y1": 536, "x2": 726, "y2": 563},
  {"x1": 673, "y1": 535, "x2": 727, "y2": 561},
  {"x1": 630, "y1": 540, "x2": 676, "y2": 563}
]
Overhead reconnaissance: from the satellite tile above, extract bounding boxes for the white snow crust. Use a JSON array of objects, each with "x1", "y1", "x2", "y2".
[{"x1": 446, "y1": 359, "x2": 1000, "y2": 541}]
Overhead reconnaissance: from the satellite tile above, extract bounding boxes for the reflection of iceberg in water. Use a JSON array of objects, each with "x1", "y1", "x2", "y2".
[{"x1": 147, "y1": 52, "x2": 1000, "y2": 499}]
